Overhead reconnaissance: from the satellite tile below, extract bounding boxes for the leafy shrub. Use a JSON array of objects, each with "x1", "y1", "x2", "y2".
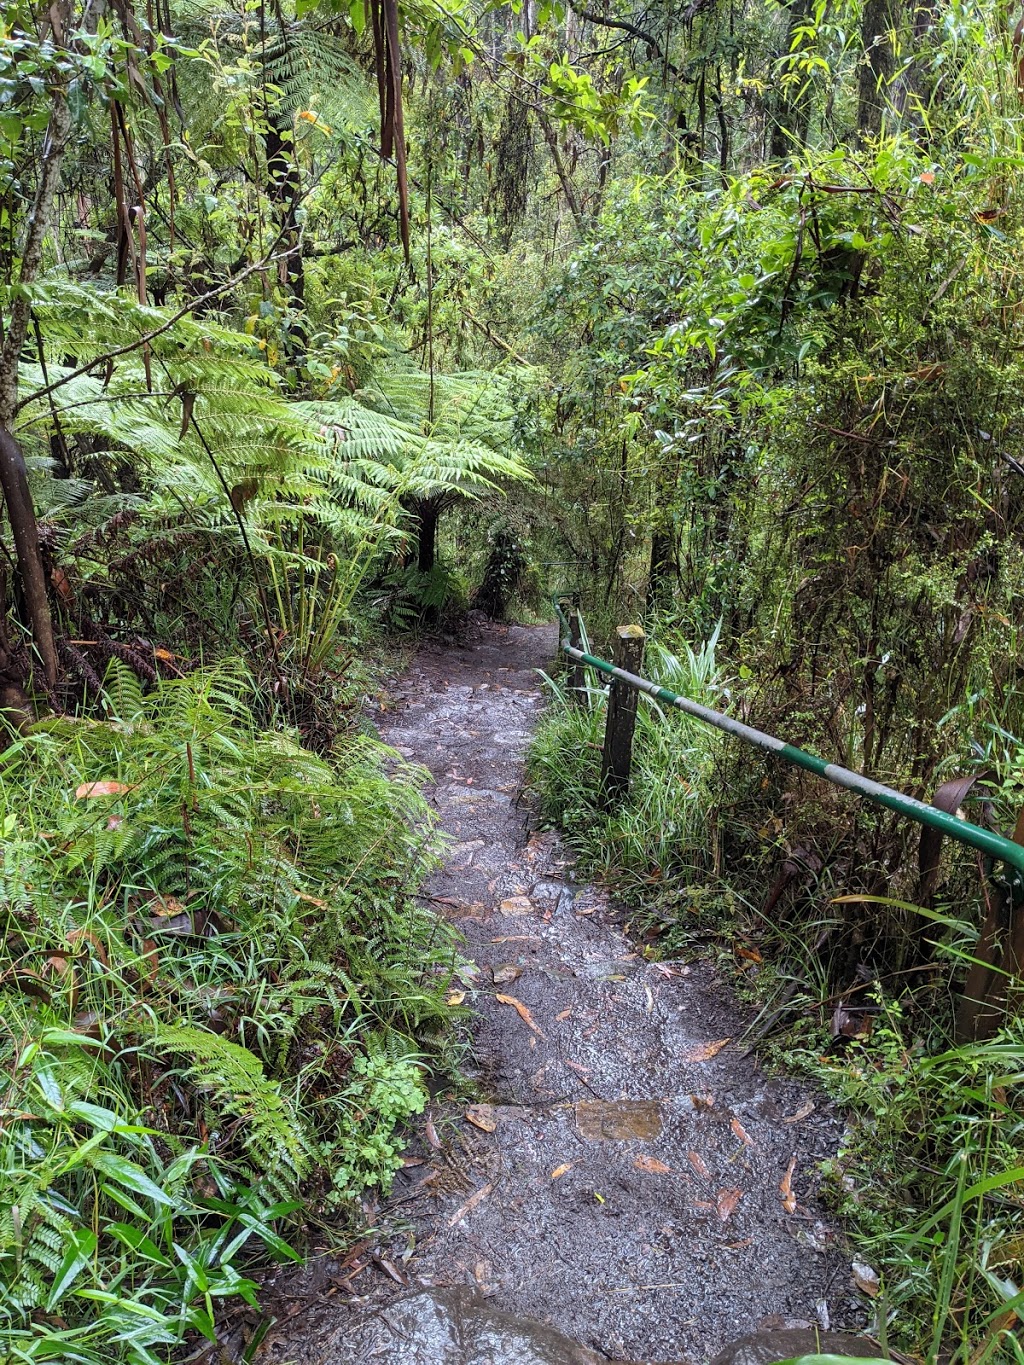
[{"x1": 0, "y1": 662, "x2": 456, "y2": 1361}]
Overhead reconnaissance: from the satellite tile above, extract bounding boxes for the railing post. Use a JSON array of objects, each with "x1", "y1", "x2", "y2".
[
  {"x1": 600, "y1": 625, "x2": 645, "y2": 808},
  {"x1": 567, "y1": 608, "x2": 586, "y2": 706}
]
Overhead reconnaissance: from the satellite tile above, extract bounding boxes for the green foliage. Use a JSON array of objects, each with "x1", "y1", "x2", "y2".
[
  {"x1": 0, "y1": 663, "x2": 455, "y2": 1361},
  {"x1": 785, "y1": 1005, "x2": 1024, "y2": 1361},
  {"x1": 529, "y1": 626, "x2": 724, "y2": 911}
]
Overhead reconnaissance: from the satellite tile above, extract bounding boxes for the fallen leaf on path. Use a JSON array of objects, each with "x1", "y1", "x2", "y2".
[
  {"x1": 495, "y1": 992, "x2": 546, "y2": 1038},
  {"x1": 716, "y1": 1187, "x2": 742, "y2": 1220},
  {"x1": 691, "y1": 1093, "x2": 715, "y2": 1112},
  {"x1": 736, "y1": 945, "x2": 762, "y2": 964},
  {"x1": 688, "y1": 1151, "x2": 711, "y2": 1180},
  {"x1": 783, "y1": 1100, "x2": 815, "y2": 1124},
  {"x1": 492, "y1": 964, "x2": 522, "y2": 986},
  {"x1": 75, "y1": 780, "x2": 130, "y2": 799},
  {"x1": 491, "y1": 935, "x2": 541, "y2": 944},
  {"x1": 780, "y1": 1155, "x2": 797, "y2": 1213},
  {"x1": 550, "y1": 1162, "x2": 573, "y2": 1180},
  {"x1": 730, "y1": 1117, "x2": 755, "y2": 1148},
  {"x1": 564, "y1": 1059, "x2": 590, "y2": 1077},
  {"x1": 499, "y1": 895, "x2": 534, "y2": 916},
  {"x1": 425, "y1": 1116, "x2": 441, "y2": 1150},
  {"x1": 682, "y1": 1038, "x2": 731, "y2": 1063},
  {"x1": 401, "y1": 1156, "x2": 425, "y2": 1167},
  {"x1": 448, "y1": 1182, "x2": 494, "y2": 1228},
  {"x1": 634, "y1": 1155, "x2": 672, "y2": 1175},
  {"x1": 651, "y1": 962, "x2": 681, "y2": 979},
  {"x1": 372, "y1": 1254, "x2": 407, "y2": 1286},
  {"x1": 725, "y1": 1238, "x2": 753, "y2": 1250},
  {"x1": 852, "y1": 1260, "x2": 880, "y2": 1296},
  {"x1": 446, "y1": 990, "x2": 466, "y2": 1006},
  {"x1": 556, "y1": 1007, "x2": 572, "y2": 1021},
  {"x1": 465, "y1": 1105, "x2": 496, "y2": 1133}
]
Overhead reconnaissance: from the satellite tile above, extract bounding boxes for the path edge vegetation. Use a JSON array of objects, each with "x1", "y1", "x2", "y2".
[{"x1": 3, "y1": 0, "x2": 1024, "y2": 1357}]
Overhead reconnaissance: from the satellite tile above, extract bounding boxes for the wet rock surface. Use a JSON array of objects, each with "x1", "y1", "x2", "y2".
[{"x1": 261, "y1": 623, "x2": 864, "y2": 1364}]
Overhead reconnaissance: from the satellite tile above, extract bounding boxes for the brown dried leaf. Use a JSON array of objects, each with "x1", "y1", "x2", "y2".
[
  {"x1": 465, "y1": 1104, "x2": 496, "y2": 1133},
  {"x1": 782, "y1": 1100, "x2": 815, "y2": 1124},
  {"x1": 447, "y1": 1181, "x2": 494, "y2": 1228},
  {"x1": 730, "y1": 1117, "x2": 755, "y2": 1148},
  {"x1": 495, "y1": 992, "x2": 546, "y2": 1038},
  {"x1": 780, "y1": 1155, "x2": 797, "y2": 1214},
  {"x1": 716, "y1": 1187, "x2": 742, "y2": 1221},
  {"x1": 446, "y1": 990, "x2": 466, "y2": 1006},
  {"x1": 150, "y1": 895, "x2": 186, "y2": 918},
  {"x1": 425, "y1": 1115, "x2": 441, "y2": 1150},
  {"x1": 688, "y1": 1151, "x2": 711, "y2": 1180},
  {"x1": 499, "y1": 895, "x2": 534, "y2": 916},
  {"x1": 682, "y1": 1038, "x2": 731, "y2": 1063},
  {"x1": 556, "y1": 1007, "x2": 572, "y2": 1021},
  {"x1": 550, "y1": 1163, "x2": 573, "y2": 1180},
  {"x1": 851, "y1": 1260, "x2": 880, "y2": 1296},
  {"x1": 634, "y1": 1155, "x2": 672, "y2": 1175},
  {"x1": 75, "y1": 780, "x2": 130, "y2": 800}
]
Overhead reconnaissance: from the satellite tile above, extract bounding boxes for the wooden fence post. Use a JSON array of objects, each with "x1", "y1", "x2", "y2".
[
  {"x1": 600, "y1": 624, "x2": 645, "y2": 807},
  {"x1": 567, "y1": 608, "x2": 586, "y2": 706}
]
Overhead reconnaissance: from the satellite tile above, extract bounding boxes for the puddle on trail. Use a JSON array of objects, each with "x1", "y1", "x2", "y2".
[{"x1": 259, "y1": 622, "x2": 867, "y2": 1365}]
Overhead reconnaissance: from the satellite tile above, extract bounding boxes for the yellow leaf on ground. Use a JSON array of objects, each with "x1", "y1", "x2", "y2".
[
  {"x1": 688, "y1": 1151, "x2": 711, "y2": 1180},
  {"x1": 550, "y1": 1163, "x2": 573, "y2": 1180}
]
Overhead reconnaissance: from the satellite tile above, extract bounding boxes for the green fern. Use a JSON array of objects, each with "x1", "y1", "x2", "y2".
[{"x1": 143, "y1": 1023, "x2": 311, "y2": 1191}]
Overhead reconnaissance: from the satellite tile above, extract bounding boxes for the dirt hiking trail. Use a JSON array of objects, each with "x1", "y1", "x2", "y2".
[{"x1": 262, "y1": 622, "x2": 865, "y2": 1365}]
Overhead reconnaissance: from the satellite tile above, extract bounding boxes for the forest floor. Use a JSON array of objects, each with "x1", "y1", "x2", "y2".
[{"x1": 260, "y1": 622, "x2": 866, "y2": 1365}]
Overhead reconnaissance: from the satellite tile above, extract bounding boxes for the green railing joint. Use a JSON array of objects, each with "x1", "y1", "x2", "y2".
[{"x1": 551, "y1": 596, "x2": 1024, "y2": 881}]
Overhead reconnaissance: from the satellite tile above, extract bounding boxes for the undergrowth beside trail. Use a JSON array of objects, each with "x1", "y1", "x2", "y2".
[
  {"x1": 529, "y1": 637, "x2": 1024, "y2": 1362},
  {"x1": 0, "y1": 663, "x2": 457, "y2": 1364}
]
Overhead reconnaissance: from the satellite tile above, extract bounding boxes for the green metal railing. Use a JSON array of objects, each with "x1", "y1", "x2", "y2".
[{"x1": 552, "y1": 597, "x2": 1024, "y2": 884}]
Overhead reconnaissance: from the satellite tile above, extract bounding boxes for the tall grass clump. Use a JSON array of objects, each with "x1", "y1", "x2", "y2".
[
  {"x1": 0, "y1": 662, "x2": 456, "y2": 1363},
  {"x1": 528, "y1": 625, "x2": 725, "y2": 917}
]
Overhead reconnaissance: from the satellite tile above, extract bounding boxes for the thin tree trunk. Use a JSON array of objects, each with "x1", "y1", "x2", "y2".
[
  {"x1": 416, "y1": 497, "x2": 440, "y2": 574},
  {"x1": 0, "y1": 75, "x2": 71, "y2": 691},
  {"x1": 538, "y1": 111, "x2": 584, "y2": 230},
  {"x1": 857, "y1": 0, "x2": 897, "y2": 136}
]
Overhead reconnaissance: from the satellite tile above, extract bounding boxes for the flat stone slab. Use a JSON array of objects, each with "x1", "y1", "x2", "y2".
[{"x1": 575, "y1": 1100, "x2": 663, "y2": 1141}]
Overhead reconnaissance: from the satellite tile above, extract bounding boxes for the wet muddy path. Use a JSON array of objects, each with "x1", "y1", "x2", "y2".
[{"x1": 262, "y1": 622, "x2": 862, "y2": 1364}]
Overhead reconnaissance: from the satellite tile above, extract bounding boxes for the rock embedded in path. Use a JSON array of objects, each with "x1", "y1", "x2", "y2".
[
  {"x1": 336, "y1": 1289, "x2": 607, "y2": 1364},
  {"x1": 710, "y1": 1328, "x2": 889, "y2": 1365}
]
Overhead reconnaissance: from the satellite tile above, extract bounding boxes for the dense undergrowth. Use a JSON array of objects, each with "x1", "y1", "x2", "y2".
[
  {"x1": 529, "y1": 630, "x2": 1024, "y2": 1359},
  {"x1": 0, "y1": 662, "x2": 455, "y2": 1360}
]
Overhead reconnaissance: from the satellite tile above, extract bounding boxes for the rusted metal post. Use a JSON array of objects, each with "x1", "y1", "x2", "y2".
[{"x1": 600, "y1": 625, "x2": 645, "y2": 807}]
